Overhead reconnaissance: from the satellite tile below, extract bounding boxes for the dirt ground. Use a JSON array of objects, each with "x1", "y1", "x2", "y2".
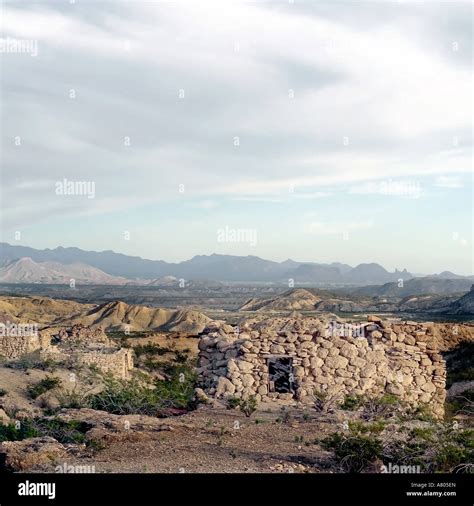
[{"x1": 14, "y1": 405, "x2": 344, "y2": 474}]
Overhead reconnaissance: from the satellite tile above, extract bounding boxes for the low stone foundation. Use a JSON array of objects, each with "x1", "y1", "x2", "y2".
[{"x1": 197, "y1": 316, "x2": 447, "y2": 417}]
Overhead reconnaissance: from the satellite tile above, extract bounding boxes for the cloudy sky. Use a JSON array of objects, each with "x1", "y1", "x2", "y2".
[{"x1": 1, "y1": 0, "x2": 472, "y2": 274}]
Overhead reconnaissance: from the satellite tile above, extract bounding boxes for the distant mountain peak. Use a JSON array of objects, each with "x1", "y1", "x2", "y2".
[{"x1": 0, "y1": 242, "x2": 417, "y2": 284}]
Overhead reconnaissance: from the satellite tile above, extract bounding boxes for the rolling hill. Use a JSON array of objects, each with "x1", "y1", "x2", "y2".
[
  {"x1": 65, "y1": 300, "x2": 212, "y2": 334},
  {"x1": 353, "y1": 277, "x2": 473, "y2": 298},
  {"x1": 240, "y1": 288, "x2": 322, "y2": 311}
]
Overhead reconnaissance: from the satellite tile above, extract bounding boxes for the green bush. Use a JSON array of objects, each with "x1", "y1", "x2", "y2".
[
  {"x1": 313, "y1": 389, "x2": 341, "y2": 414},
  {"x1": 362, "y1": 393, "x2": 402, "y2": 420},
  {"x1": 89, "y1": 366, "x2": 197, "y2": 417},
  {"x1": 0, "y1": 422, "x2": 39, "y2": 442},
  {"x1": 321, "y1": 431, "x2": 383, "y2": 472},
  {"x1": 445, "y1": 391, "x2": 474, "y2": 419},
  {"x1": 225, "y1": 395, "x2": 258, "y2": 417},
  {"x1": 226, "y1": 396, "x2": 241, "y2": 410},
  {"x1": 133, "y1": 343, "x2": 170, "y2": 358},
  {"x1": 436, "y1": 429, "x2": 474, "y2": 472},
  {"x1": 340, "y1": 395, "x2": 364, "y2": 411},
  {"x1": 411, "y1": 404, "x2": 437, "y2": 423},
  {"x1": 0, "y1": 418, "x2": 88, "y2": 444},
  {"x1": 57, "y1": 386, "x2": 93, "y2": 409},
  {"x1": 348, "y1": 420, "x2": 386, "y2": 435},
  {"x1": 27, "y1": 376, "x2": 62, "y2": 399},
  {"x1": 239, "y1": 396, "x2": 258, "y2": 417},
  {"x1": 6, "y1": 352, "x2": 59, "y2": 372},
  {"x1": 386, "y1": 426, "x2": 474, "y2": 473}
]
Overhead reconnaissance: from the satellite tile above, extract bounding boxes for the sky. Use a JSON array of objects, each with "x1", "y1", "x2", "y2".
[{"x1": 0, "y1": 0, "x2": 472, "y2": 275}]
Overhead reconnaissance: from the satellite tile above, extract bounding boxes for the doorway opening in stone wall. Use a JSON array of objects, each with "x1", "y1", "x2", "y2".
[{"x1": 268, "y1": 356, "x2": 294, "y2": 394}]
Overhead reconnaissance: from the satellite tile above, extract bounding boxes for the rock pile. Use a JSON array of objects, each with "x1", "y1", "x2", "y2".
[{"x1": 197, "y1": 315, "x2": 446, "y2": 417}]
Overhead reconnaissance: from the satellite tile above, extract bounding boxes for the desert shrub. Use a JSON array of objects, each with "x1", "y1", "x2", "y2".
[
  {"x1": 153, "y1": 364, "x2": 197, "y2": 410},
  {"x1": 385, "y1": 425, "x2": 474, "y2": 473},
  {"x1": 239, "y1": 396, "x2": 258, "y2": 417},
  {"x1": 410, "y1": 404, "x2": 437, "y2": 423},
  {"x1": 142, "y1": 358, "x2": 163, "y2": 372},
  {"x1": 89, "y1": 365, "x2": 196, "y2": 417},
  {"x1": 27, "y1": 376, "x2": 62, "y2": 399},
  {"x1": 340, "y1": 395, "x2": 364, "y2": 411},
  {"x1": 89, "y1": 378, "x2": 164, "y2": 416},
  {"x1": 362, "y1": 393, "x2": 402, "y2": 420},
  {"x1": 57, "y1": 385, "x2": 93, "y2": 409},
  {"x1": 0, "y1": 418, "x2": 88, "y2": 444},
  {"x1": 435, "y1": 429, "x2": 474, "y2": 473},
  {"x1": 133, "y1": 343, "x2": 170, "y2": 358},
  {"x1": 31, "y1": 418, "x2": 89, "y2": 444},
  {"x1": 445, "y1": 391, "x2": 474, "y2": 419},
  {"x1": 348, "y1": 420, "x2": 386, "y2": 435},
  {"x1": 226, "y1": 396, "x2": 241, "y2": 410},
  {"x1": 0, "y1": 421, "x2": 39, "y2": 442},
  {"x1": 321, "y1": 417, "x2": 474, "y2": 473},
  {"x1": 225, "y1": 395, "x2": 258, "y2": 417},
  {"x1": 321, "y1": 431, "x2": 383, "y2": 473},
  {"x1": 174, "y1": 350, "x2": 190, "y2": 364},
  {"x1": 0, "y1": 388, "x2": 7, "y2": 397},
  {"x1": 410, "y1": 427, "x2": 436, "y2": 442},
  {"x1": 6, "y1": 352, "x2": 58, "y2": 372},
  {"x1": 313, "y1": 389, "x2": 342, "y2": 414}
]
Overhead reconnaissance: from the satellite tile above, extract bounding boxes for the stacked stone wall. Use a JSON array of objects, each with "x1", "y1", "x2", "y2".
[
  {"x1": 198, "y1": 317, "x2": 446, "y2": 417},
  {"x1": 0, "y1": 334, "x2": 41, "y2": 360}
]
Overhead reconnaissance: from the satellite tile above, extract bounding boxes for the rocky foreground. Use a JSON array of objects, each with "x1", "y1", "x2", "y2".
[{"x1": 1, "y1": 404, "x2": 471, "y2": 474}]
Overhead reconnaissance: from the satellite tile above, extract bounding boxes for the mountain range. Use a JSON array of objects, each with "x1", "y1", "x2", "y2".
[{"x1": 0, "y1": 242, "x2": 470, "y2": 285}]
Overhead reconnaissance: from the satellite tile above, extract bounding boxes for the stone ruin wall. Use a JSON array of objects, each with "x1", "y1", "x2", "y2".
[
  {"x1": 39, "y1": 347, "x2": 134, "y2": 380},
  {"x1": 0, "y1": 334, "x2": 41, "y2": 360},
  {"x1": 198, "y1": 318, "x2": 447, "y2": 417},
  {"x1": 0, "y1": 325, "x2": 133, "y2": 380},
  {"x1": 78, "y1": 349, "x2": 134, "y2": 380}
]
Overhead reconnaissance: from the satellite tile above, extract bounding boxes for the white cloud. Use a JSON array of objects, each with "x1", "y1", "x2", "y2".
[
  {"x1": 304, "y1": 220, "x2": 374, "y2": 235},
  {"x1": 434, "y1": 176, "x2": 465, "y2": 188},
  {"x1": 0, "y1": 1, "x2": 471, "y2": 275}
]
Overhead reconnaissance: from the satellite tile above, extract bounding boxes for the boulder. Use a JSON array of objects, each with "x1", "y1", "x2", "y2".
[
  {"x1": 215, "y1": 377, "x2": 236, "y2": 397},
  {"x1": 195, "y1": 388, "x2": 210, "y2": 403},
  {"x1": 325, "y1": 356, "x2": 349, "y2": 370},
  {"x1": 0, "y1": 409, "x2": 10, "y2": 425},
  {"x1": 237, "y1": 360, "x2": 253, "y2": 373},
  {"x1": 0, "y1": 437, "x2": 67, "y2": 472}
]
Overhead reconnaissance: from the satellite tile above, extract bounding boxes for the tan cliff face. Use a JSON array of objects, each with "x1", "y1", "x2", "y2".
[{"x1": 197, "y1": 316, "x2": 449, "y2": 418}]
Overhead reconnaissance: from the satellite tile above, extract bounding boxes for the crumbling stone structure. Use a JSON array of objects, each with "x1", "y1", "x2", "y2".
[
  {"x1": 198, "y1": 316, "x2": 447, "y2": 417},
  {"x1": 0, "y1": 334, "x2": 41, "y2": 360},
  {"x1": 40, "y1": 325, "x2": 134, "y2": 380},
  {"x1": 0, "y1": 324, "x2": 133, "y2": 380}
]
